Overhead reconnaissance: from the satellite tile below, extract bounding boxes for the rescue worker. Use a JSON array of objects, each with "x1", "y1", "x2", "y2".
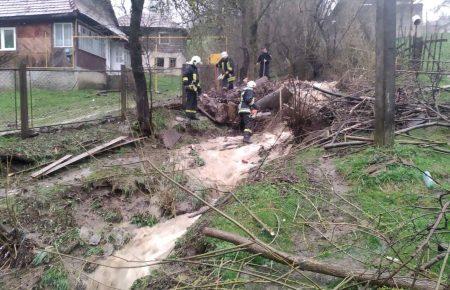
[
  {"x1": 238, "y1": 80, "x2": 258, "y2": 144},
  {"x1": 216, "y1": 51, "x2": 236, "y2": 90},
  {"x1": 182, "y1": 56, "x2": 202, "y2": 120},
  {"x1": 256, "y1": 47, "x2": 272, "y2": 78}
]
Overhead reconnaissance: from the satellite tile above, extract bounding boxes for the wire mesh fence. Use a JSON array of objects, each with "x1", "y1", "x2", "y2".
[
  {"x1": 0, "y1": 69, "x2": 19, "y2": 132},
  {"x1": 0, "y1": 66, "x2": 190, "y2": 133}
]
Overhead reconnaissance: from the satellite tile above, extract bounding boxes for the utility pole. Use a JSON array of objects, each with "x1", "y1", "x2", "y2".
[{"x1": 374, "y1": 0, "x2": 397, "y2": 146}]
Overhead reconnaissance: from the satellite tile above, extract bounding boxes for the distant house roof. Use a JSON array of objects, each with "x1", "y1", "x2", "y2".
[
  {"x1": 0, "y1": 0, "x2": 125, "y2": 37},
  {"x1": 118, "y1": 13, "x2": 186, "y2": 31}
]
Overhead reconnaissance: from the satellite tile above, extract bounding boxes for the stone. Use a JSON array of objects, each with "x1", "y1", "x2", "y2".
[
  {"x1": 79, "y1": 226, "x2": 93, "y2": 244},
  {"x1": 89, "y1": 233, "x2": 102, "y2": 246},
  {"x1": 102, "y1": 243, "x2": 114, "y2": 257}
]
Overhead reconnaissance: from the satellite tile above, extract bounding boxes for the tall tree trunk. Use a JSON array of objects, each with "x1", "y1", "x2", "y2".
[
  {"x1": 130, "y1": 0, "x2": 152, "y2": 136},
  {"x1": 239, "y1": 2, "x2": 251, "y2": 81}
]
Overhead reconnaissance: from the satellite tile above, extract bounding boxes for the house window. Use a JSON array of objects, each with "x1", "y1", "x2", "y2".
[
  {"x1": 0, "y1": 27, "x2": 16, "y2": 51},
  {"x1": 159, "y1": 33, "x2": 170, "y2": 44},
  {"x1": 155, "y1": 57, "x2": 165, "y2": 68},
  {"x1": 169, "y1": 58, "x2": 176, "y2": 68},
  {"x1": 78, "y1": 25, "x2": 105, "y2": 58},
  {"x1": 54, "y1": 23, "x2": 73, "y2": 47},
  {"x1": 115, "y1": 46, "x2": 124, "y2": 63}
]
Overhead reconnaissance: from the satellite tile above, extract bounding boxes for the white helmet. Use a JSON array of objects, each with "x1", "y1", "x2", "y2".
[
  {"x1": 412, "y1": 15, "x2": 422, "y2": 26},
  {"x1": 221, "y1": 51, "x2": 228, "y2": 58},
  {"x1": 189, "y1": 56, "x2": 202, "y2": 65},
  {"x1": 247, "y1": 80, "x2": 256, "y2": 89}
]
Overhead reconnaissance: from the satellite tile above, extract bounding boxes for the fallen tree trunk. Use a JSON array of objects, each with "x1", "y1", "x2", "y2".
[
  {"x1": 255, "y1": 86, "x2": 293, "y2": 110},
  {"x1": 203, "y1": 227, "x2": 442, "y2": 290}
]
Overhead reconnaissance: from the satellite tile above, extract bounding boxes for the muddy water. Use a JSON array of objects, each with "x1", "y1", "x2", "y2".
[
  {"x1": 87, "y1": 128, "x2": 292, "y2": 289},
  {"x1": 87, "y1": 215, "x2": 200, "y2": 290},
  {"x1": 178, "y1": 130, "x2": 292, "y2": 191}
]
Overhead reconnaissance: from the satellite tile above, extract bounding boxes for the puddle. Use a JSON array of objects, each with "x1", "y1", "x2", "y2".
[{"x1": 87, "y1": 128, "x2": 292, "y2": 289}]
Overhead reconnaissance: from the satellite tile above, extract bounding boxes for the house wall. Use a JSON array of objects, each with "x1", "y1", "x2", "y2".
[
  {"x1": 0, "y1": 20, "x2": 77, "y2": 68},
  {"x1": 76, "y1": 49, "x2": 106, "y2": 71},
  {"x1": 143, "y1": 51, "x2": 185, "y2": 75}
]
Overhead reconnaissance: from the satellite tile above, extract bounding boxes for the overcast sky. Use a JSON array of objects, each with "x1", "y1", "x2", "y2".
[
  {"x1": 420, "y1": 0, "x2": 449, "y2": 21},
  {"x1": 111, "y1": 0, "x2": 450, "y2": 21}
]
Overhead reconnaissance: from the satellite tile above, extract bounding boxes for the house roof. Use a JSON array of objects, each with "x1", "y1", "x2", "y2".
[
  {"x1": 0, "y1": 0, "x2": 125, "y2": 37},
  {"x1": 0, "y1": 0, "x2": 76, "y2": 17},
  {"x1": 118, "y1": 13, "x2": 186, "y2": 31}
]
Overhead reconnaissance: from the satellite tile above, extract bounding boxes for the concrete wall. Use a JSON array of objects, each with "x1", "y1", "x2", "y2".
[{"x1": 0, "y1": 70, "x2": 107, "y2": 91}]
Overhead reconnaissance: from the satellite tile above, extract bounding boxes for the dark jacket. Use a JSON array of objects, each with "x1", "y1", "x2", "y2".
[
  {"x1": 182, "y1": 64, "x2": 200, "y2": 92},
  {"x1": 238, "y1": 88, "x2": 257, "y2": 114},
  {"x1": 216, "y1": 57, "x2": 235, "y2": 79},
  {"x1": 257, "y1": 52, "x2": 272, "y2": 65}
]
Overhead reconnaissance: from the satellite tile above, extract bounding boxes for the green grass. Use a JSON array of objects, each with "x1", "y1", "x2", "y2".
[
  {"x1": 203, "y1": 148, "x2": 325, "y2": 283},
  {"x1": 131, "y1": 212, "x2": 158, "y2": 227},
  {"x1": 335, "y1": 128, "x2": 450, "y2": 276},
  {"x1": 38, "y1": 265, "x2": 70, "y2": 290},
  {"x1": 195, "y1": 129, "x2": 449, "y2": 287},
  {"x1": 0, "y1": 122, "x2": 120, "y2": 165},
  {"x1": 0, "y1": 89, "x2": 121, "y2": 130},
  {"x1": 149, "y1": 74, "x2": 182, "y2": 101}
]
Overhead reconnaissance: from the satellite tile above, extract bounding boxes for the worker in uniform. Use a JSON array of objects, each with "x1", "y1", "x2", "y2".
[
  {"x1": 216, "y1": 51, "x2": 236, "y2": 90},
  {"x1": 238, "y1": 80, "x2": 258, "y2": 144},
  {"x1": 256, "y1": 47, "x2": 272, "y2": 78},
  {"x1": 182, "y1": 56, "x2": 202, "y2": 120}
]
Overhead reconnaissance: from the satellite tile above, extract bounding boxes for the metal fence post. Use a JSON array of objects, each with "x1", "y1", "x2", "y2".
[
  {"x1": 19, "y1": 62, "x2": 31, "y2": 138},
  {"x1": 120, "y1": 65, "x2": 127, "y2": 121}
]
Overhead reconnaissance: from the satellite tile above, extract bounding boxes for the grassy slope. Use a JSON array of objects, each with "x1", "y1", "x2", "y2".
[{"x1": 200, "y1": 127, "x2": 449, "y2": 287}]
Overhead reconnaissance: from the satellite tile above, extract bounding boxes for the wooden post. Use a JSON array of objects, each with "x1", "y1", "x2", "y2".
[
  {"x1": 19, "y1": 62, "x2": 30, "y2": 138},
  {"x1": 120, "y1": 65, "x2": 127, "y2": 121},
  {"x1": 374, "y1": 0, "x2": 396, "y2": 147}
]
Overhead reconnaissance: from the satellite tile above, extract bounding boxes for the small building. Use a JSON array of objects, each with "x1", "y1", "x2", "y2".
[
  {"x1": 119, "y1": 13, "x2": 188, "y2": 75},
  {"x1": 0, "y1": 0, "x2": 130, "y2": 90}
]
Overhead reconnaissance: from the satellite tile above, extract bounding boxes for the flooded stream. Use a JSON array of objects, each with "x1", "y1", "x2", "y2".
[{"x1": 87, "y1": 128, "x2": 292, "y2": 289}]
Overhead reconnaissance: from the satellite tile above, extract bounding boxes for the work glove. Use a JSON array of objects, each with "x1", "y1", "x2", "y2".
[
  {"x1": 188, "y1": 84, "x2": 198, "y2": 92},
  {"x1": 218, "y1": 74, "x2": 224, "y2": 80}
]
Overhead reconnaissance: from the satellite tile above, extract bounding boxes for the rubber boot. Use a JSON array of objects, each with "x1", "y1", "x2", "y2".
[{"x1": 186, "y1": 112, "x2": 199, "y2": 120}]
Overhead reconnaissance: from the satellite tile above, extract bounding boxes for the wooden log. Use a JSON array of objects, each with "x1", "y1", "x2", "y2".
[
  {"x1": 255, "y1": 87, "x2": 293, "y2": 110},
  {"x1": 42, "y1": 136, "x2": 128, "y2": 177},
  {"x1": 324, "y1": 141, "x2": 368, "y2": 149},
  {"x1": 203, "y1": 227, "x2": 442, "y2": 290},
  {"x1": 394, "y1": 122, "x2": 450, "y2": 135}
]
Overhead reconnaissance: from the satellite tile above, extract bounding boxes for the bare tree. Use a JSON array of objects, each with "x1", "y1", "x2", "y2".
[{"x1": 129, "y1": 0, "x2": 152, "y2": 136}]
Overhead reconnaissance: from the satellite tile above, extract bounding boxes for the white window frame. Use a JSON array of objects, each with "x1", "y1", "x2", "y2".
[
  {"x1": 159, "y1": 33, "x2": 170, "y2": 44},
  {"x1": 54, "y1": 23, "x2": 73, "y2": 48},
  {"x1": 0, "y1": 27, "x2": 16, "y2": 51}
]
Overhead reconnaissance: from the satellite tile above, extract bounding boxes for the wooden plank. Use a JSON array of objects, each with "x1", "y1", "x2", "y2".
[
  {"x1": 98, "y1": 137, "x2": 145, "y2": 153},
  {"x1": 31, "y1": 154, "x2": 73, "y2": 179},
  {"x1": 42, "y1": 136, "x2": 127, "y2": 177}
]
